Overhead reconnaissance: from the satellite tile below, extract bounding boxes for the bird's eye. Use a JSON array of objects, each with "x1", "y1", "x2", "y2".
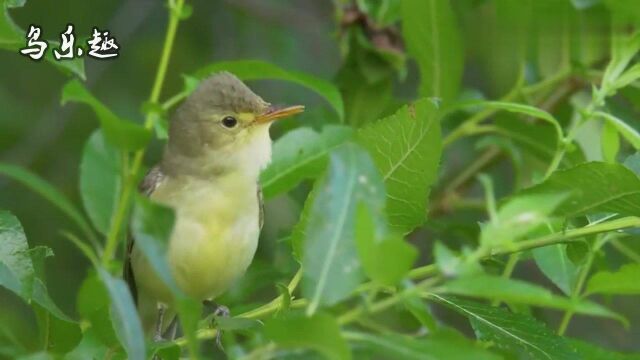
[{"x1": 221, "y1": 116, "x2": 238, "y2": 128}]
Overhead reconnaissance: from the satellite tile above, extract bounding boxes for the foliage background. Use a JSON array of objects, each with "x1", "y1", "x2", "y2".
[{"x1": 1, "y1": 0, "x2": 640, "y2": 359}]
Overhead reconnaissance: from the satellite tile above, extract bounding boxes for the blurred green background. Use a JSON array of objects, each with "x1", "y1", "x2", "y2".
[{"x1": 1, "y1": 0, "x2": 639, "y2": 354}]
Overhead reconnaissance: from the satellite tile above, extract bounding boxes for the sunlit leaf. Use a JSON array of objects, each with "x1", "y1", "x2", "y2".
[
  {"x1": 586, "y1": 264, "x2": 640, "y2": 295},
  {"x1": 357, "y1": 99, "x2": 442, "y2": 233},
  {"x1": 302, "y1": 144, "x2": 385, "y2": 315},
  {"x1": 264, "y1": 313, "x2": 351, "y2": 360},
  {"x1": 61, "y1": 79, "x2": 151, "y2": 150},
  {"x1": 432, "y1": 295, "x2": 580, "y2": 360},
  {"x1": 192, "y1": 60, "x2": 344, "y2": 120},
  {"x1": 80, "y1": 130, "x2": 122, "y2": 235},
  {"x1": 260, "y1": 126, "x2": 352, "y2": 199},
  {"x1": 401, "y1": 0, "x2": 463, "y2": 103}
]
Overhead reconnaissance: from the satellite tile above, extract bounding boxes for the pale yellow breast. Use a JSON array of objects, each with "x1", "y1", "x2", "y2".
[{"x1": 132, "y1": 172, "x2": 260, "y2": 303}]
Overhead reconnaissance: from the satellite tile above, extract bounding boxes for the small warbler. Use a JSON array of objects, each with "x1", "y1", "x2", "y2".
[{"x1": 123, "y1": 72, "x2": 304, "y2": 339}]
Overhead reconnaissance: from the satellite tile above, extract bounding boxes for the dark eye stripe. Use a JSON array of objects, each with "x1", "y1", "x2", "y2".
[{"x1": 222, "y1": 116, "x2": 238, "y2": 128}]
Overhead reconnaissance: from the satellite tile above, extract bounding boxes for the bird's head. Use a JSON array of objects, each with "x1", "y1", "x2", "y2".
[{"x1": 164, "y1": 72, "x2": 304, "y2": 178}]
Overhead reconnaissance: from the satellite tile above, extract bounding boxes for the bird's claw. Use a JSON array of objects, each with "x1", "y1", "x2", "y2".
[{"x1": 203, "y1": 300, "x2": 230, "y2": 351}]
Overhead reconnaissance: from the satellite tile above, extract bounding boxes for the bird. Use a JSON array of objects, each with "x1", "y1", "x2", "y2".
[{"x1": 123, "y1": 71, "x2": 304, "y2": 340}]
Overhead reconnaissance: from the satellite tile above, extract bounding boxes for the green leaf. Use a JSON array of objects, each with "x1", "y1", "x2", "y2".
[
  {"x1": 571, "y1": 338, "x2": 640, "y2": 360},
  {"x1": 131, "y1": 197, "x2": 179, "y2": 293},
  {"x1": 16, "y1": 352, "x2": 53, "y2": 360},
  {"x1": 264, "y1": 313, "x2": 351, "y2": 360},
  {"x1": 0, "y1": 163, "x2": 94, "y2": 239},
  {"x1": 0, "y1": 2, "x2": 85, "y2": 79},
  {"x1": 597, "y1": 112, "x2": 640, "y2": 150},
  {"x1": 616, "y1": 63, "x2": 640, "y2": 89},
  {"x1": 623, "y1": 152, "x2": 640, "y2": 176},
  {"x1": 481, "y1": 192, "x2": 569, "y2": 248},
  {"x1": 437, "y1": 275, "x2": 624, "y2": 323},
  {"x1": 130, "y1": 196, "x2": 201, "y2": 354},
  {"x1": 535, "y1": 1, "x2": 572, "y2": 78},
  {"x1": 0, "y1": 211, "x2": 72, "y2": 322},
  {"x1": 35, "y1": 308, "x2": 81, "y2": 354},
  {"x1": 356, "y1": 0, "x2": 402, "y2": 26},
  {"x1": 492, "y1": 115, "x2": 559, "y2": 164},
  {"x1": 97, "y1": 269, "x2": 144, "y2": 360},
  {"x1": 604, "y1": 30, "x2": 640, "y2": 89},
  {"x1": 401, "y1": 0, "x2": 463, "y2": 103},
  {"x1": 302, "y1": 144, "x2": 385, "y2": 315},
  {"x1": 0, "y1": 1, "x2": 22, "y2": 47},
  {"x1": 346, "y1": 329, "x2": 501, "y2": 360},
  {"x1": 533, "y1": 244, "x2": 581, "y2": 296},
  {"x1": 290, "y1": 180, "x2": 319, "y2": 261},
  {"x1": 402, "y1": 282, "x2": 438, "y2": 332},
  {"x1": 586, "y1": 263, "x2": 640, "y2": 295},
  {"x1": 77, "y1": 271, "x2": 118, "y2": 347},
  {"x1": 192, "y1": 60, "x2": 344, "y2": 120},
  {"x1": 519, "y1": 162, "x2": 640, "y2": 218},
  {"x1": 61, "y1": 80, "x2": 151, "y2": 150},
  {"x1": 42, "y1": 41, "x2": 86, "y2": 80},
  {"x1": 355, "y1": 205, "x2": 417, "y2": 285},
  {"x1": 601, "y1": 119, "x2": 621, "y2": 163},
  {"x1": 465, "y1": 101, "x2": 564, "y2": 145},
  {"x1": 64, "y1": 329, "x2": 110, "y2": 360},
  {"x1": 80, "y1": 130, "x2": 122, "y2": 235},
  {"x1": 0, "y1": 210, "x2": 37, "y2": 299},
  {"x1": 432, "y1": 295, "x2": 580, "y2": 360},
  {"x1": 571, "y1": 0, "x2": 601, "y2": 10},
  {"x1": 260, "y1": 126, "x2": 352, "y2": 199},
  {"x1": 434, "y1": 241, "x2": 482, "y2": 278},
  {"x1": 357, "y1": 99, "x2": 442, "y2": 233}
]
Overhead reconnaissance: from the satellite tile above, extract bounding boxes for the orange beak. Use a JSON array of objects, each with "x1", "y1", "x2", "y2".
[{"x1": 255, "y1": 105, "x2": 305, "y2": 124}]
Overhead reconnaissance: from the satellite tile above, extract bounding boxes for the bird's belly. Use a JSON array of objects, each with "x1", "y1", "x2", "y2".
[
  {"x1": 133, "y1": 177, "x2": 260, "y2": 304},
  {"x1": 168, "y1": 212, "x2": 259, "y2": 300}
]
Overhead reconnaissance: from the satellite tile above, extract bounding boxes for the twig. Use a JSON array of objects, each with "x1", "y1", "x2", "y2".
[{"x1": 102, "y1": 0, "x2": 186, "y2": 266}]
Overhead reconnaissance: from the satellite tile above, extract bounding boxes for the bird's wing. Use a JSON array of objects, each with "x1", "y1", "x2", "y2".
[{"x1": 123, "y1": 165, "x2": 166, "y2": 305}]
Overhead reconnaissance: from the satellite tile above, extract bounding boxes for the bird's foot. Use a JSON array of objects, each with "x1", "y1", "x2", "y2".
[{"x1": 203, "y1": 300, "x2": 230, "y2": 351}]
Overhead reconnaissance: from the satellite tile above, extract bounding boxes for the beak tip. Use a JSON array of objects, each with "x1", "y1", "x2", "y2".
[{"x1": 257, "y1": 104, "x2": 305, "y2": 123}]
